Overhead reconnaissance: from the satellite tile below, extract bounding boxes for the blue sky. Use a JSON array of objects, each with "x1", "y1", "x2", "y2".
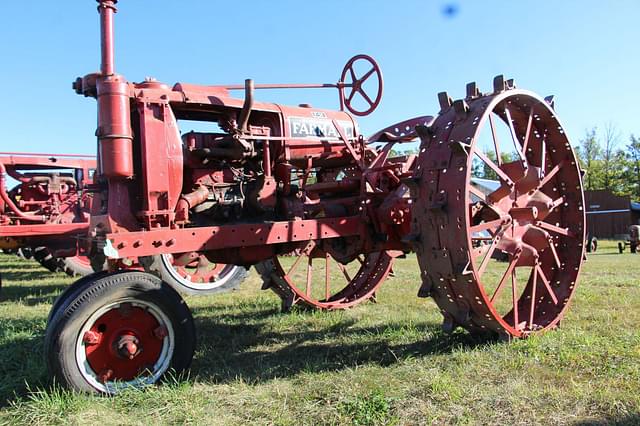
[{"x1": 0, "y1": 0, "x2": 638, "y2": 154}]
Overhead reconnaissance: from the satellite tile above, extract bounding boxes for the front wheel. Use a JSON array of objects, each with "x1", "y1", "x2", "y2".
[
  {"x1": 143, "y1": 253, "x2": 247, "y2": 296},
  {"x1": 45, "y1": 271, "x2": 195, "y2": 394},
  {"x1": 60, "y1": 255, "x2": 95, "y2": 277}
]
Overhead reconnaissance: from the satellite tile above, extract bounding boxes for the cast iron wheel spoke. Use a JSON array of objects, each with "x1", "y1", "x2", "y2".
[
  {"x1": 305, "y1": 256, "x2": 313, "y2": 297},
  {"x1": 540, "y1": 135, "x2": 547, "y2": 173},
  {"x1": 287, "y1": 247, "x2": 308, "y2": 276},
  {"x1": 469, "y1": 185, "x2": 487, "y2": 202},
  {"x1": 490, "y1": 256, "x2": 518, "y2": 303},
  {"x1": 536, "y1": 221, "x2": 575, "y2": 238},
  {"x1": 536, "y1": 264, "x2": 558, "y2": 304},
  {"x1": 522, "y1": 108, "x2": 534, "y2": 154},
  {"x1": 349, "y1": 67, "x2": 357, "y2": 84},
  {"x1": 549, "y1": 196, "x2": 565, "y2": 212},
  {"x1": 470, "y1": 218, "x2": 506, "y2": 235},
  {"x1": 538, "y1": 160, "x2": 565, "y2": 189},
  {"x1": 511, "y1": 268, "x2": 519, "y2": 328},
  {"x1": 546, "y1": 237, "x2": 562, "y2": 268},
  {"x1": 337, "y1": 261, "x2": 352, "y2": 283},
  {"x1": 504, "y1": 107, "x2": 526, "y2": 163},
  {"x1": 325, "y1": 254, "x2": 331, "y2": 300},
  {"x1": 475, "y1": 149, "x2": 514, "y2": 186},
  {"x1": 488, "y1": 114, "x2": 503, "y2": 165},
  {"x1": 477, "y1": 228, "x2": 506, "y2": 277},
  {"x1": 528, "y1": 266, "x2": 538, "y2": 329},
  {"x1": 347, "y1": 87, "x2": 358, "y2": 104}
]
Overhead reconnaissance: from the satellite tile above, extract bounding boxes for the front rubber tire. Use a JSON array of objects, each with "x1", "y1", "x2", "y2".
[
  {"x1": 46, "y1": 270, "x2": 112, "y2": 324},
  {"x1": 45, "y1": 271, "x2": 195, "y2": 394}
]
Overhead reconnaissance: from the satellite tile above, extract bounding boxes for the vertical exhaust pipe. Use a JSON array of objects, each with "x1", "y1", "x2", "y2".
[
  {"x1": 98, "y1": 0, "x2": 116, "y2": 76},
  {"x1": 96, "y1": 0, "x2": 133, "y2": 179}
]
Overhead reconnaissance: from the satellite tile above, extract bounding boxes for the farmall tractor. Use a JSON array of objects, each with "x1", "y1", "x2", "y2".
[
  {"x1": 0, "y1": 152, "x2": 246, "y2": 295},
  {"x1": 0, "y1": 152, "x2": 96, "y2": 277},
  {"x1": 44, "y1": 0, "x2": 586, "y2": 394}
]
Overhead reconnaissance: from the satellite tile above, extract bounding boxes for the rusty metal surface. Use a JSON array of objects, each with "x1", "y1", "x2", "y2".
[
  {"x1": 0, "y1": 153, "x2": 95, "y2": 254},
  {"x1": 412, "y1": 82, "x2": 585, "y2": 338},
  {"x1": 105, "y1": 216, "x2": 364, "y2": 259}
]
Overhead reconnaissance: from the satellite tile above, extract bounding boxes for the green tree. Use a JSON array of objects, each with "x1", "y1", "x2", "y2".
[
  {"x1": 621, "y1": 134, "x2": 640, "y2": 199},
  {"x1": 576, "y1": 128, "x2": 604, "y2": 191},
  {"x1": 601, "y1": 123, "x2": 622, "y2": 192}
]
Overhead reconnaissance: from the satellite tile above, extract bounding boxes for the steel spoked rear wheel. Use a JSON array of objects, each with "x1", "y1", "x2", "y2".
[
  {"x1": 258, "y1": 244, "x2": 393, "y2": 310},
  {"x1": 413, "y1": 83, "x2": 585, "y2": 338}
]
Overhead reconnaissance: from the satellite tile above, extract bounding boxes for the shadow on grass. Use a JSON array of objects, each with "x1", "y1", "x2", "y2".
[
  {"x1": 190, "y1": 306, "x2": 497, "y2": 384},
  {"x1": 0, "y1": 269, "x2": 59, "y2": 283},
  {"x1": 575, "y1": 413, "x2": 640, "y2": 425},
  {"x1": 586, "y1": 252, "x2": 631, "y2": 257},
  {"x1": 1, "y1": 305, "x2": 497, "y2": 405},
  {"x1": 0, "y1": 281, "x2": 67, "y2": 305},
  {"x1": 0, "y1": 262, "x2": 68, "y2": 304},
  {"x1": 0, "y1": 319, "x2": 47, "y2": 408}
]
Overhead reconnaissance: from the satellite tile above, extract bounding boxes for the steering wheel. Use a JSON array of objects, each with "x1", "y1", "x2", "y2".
[{"x1": 339, "y1": 54, "x2": 383, "y2": 116}]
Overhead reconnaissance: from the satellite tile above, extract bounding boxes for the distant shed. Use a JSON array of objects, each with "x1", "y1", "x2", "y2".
[
  {"x1": 585, "y1": 190, "x2": 636, "y2": 239},
  {"x1": 632, "y1": 201, "x2": 640, "y2": 225}
]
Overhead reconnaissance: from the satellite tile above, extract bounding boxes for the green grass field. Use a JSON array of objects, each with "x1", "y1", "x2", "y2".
[{"x1": 0, "y1": 241, "x2": 638, "y2": 425}]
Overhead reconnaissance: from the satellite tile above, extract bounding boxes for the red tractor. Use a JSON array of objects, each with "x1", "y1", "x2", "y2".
[
  {"x1": 0, "y1": 152, "x2": 96, "y2": 276},
  {"x1": 0, "y1": 152, "x2": 246, "y2": 294},
  {"x1": 45, "y1": 0, "x2": 586, "y2": 394}
]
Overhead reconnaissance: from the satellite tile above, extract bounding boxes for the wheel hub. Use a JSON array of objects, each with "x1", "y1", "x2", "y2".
[
  {"x1": 81, "y1": 302, "x2": 166, "y2": 382},
  {"x1": 115, "y1": 334, "x2": 141, "y2": 360}
]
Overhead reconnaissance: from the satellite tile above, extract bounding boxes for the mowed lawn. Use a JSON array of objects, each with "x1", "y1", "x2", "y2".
[{"x1": 0, "y1": 241, "x2": 638, "y2": 425}]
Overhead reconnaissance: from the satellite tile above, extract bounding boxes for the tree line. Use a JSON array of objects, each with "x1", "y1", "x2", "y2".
[{"x1": 576, "y1": 124, "x2": 640, "y2": 200}]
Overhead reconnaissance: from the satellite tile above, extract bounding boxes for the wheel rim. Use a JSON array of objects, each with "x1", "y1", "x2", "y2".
[
  {"x1": 160, "y1": 252, "x2": 237, "y2": 291},
  {"x1": 75, "y1": 298, "x2": 175, "y2": 393},
  {"x1": 266, "y1": 245, "x2": 393, "y2": 310},
  {"x1": 414, "y1": 87, "x2": 585, "y2": 337},
  {"x1": 66, "y1": 255, "x2": 92, "y2": 268}
]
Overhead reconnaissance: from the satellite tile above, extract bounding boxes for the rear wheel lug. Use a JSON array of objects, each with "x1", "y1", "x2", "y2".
[
  {"x1": 83, "y1": 330, "x2": 101, "y2": 345},
  {"x1": 98, "y1": 369, "x2": 113, "y2": 383},
  {"x1": 153, "y1": 325, "x2": 168, "y2": 340}
]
